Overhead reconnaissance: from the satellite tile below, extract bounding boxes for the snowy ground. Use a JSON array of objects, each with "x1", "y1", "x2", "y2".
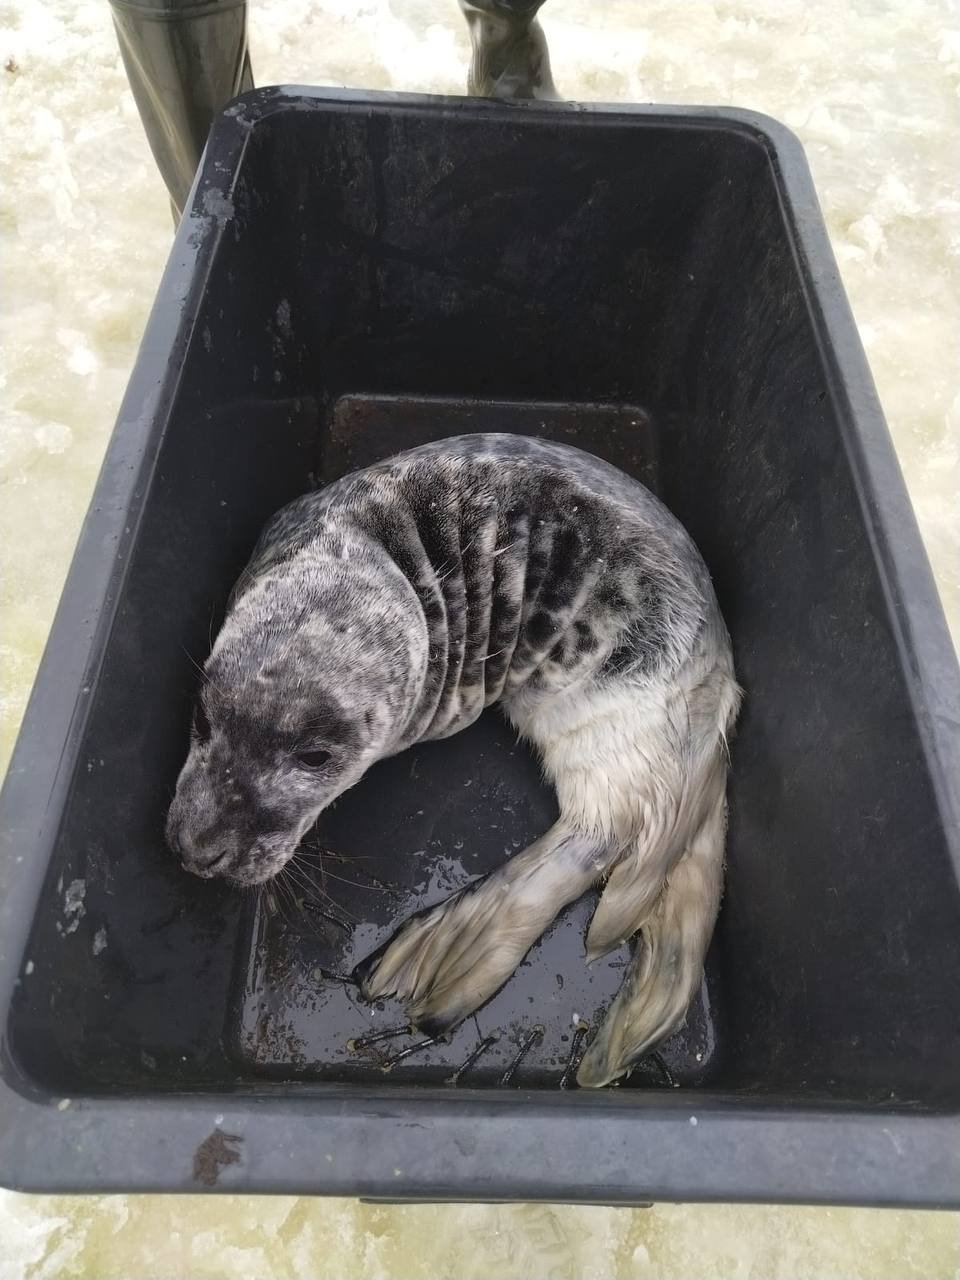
[{"x1": 1, "y1": 1, "x2": 958, "y2": 1277}]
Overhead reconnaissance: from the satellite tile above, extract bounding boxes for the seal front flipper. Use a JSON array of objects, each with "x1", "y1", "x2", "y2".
[{"x1": 357, "y1": 824, "x2": 615, "y2": 1034}]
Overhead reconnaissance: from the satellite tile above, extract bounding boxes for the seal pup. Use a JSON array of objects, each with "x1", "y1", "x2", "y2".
[{"x1": 165, "y1": 433, "x2": 740, "y2": 1087}]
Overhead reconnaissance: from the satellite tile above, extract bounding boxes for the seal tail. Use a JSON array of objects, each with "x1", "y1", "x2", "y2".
[{"x1": 576, "y1": 782, "x2": 727, "y2": 1088}]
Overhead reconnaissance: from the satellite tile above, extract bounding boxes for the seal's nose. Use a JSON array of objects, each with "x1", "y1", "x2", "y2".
[
  {"x1": 168, "y1": 820, "x2": 233, "y2": 879},
  {"x1": 182, "y1": 848, "x2": 232, "y2": 879}
]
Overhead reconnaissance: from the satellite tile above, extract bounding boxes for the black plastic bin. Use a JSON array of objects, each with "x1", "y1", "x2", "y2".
[{"x1": 1, "y1": 88, "x2": 958, "y2": 1206}]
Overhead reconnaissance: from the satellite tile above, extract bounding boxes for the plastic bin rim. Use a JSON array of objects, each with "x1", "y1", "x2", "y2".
[{"x1": 0, "y1": 1074, "x2": 958, "y2": 1204}]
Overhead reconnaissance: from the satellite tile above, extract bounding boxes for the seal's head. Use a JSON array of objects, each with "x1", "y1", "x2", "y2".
[
  {"x1": 166, "y1": 674, "x2": 369, "y2": 886},
  {"x1": 165, "y1": 553, "x2": 425, "y2": 886}
]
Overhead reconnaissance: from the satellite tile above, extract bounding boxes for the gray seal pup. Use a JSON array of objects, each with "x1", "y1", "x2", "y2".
[{"x1": 166, "y1": 433, "x2": 740, "y2": 1087}]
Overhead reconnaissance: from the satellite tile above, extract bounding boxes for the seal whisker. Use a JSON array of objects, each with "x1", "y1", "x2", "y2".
[
  {"x1": 272, "y1": 873, "x2": 318, "y2": 933},
  {"x1": 276, "y1": 863, "x2": 311, "y2": 900},
  {"x1": 289, "y1": 851, "x2": 395, "y2": 904},
  {"x1": 308, "y1": 865, "x2": 401, "y2": 896},
  {"x1": 282, "y1": 862, "x2": 331, "y2": 904},
  {"x1": 281, "y1": 861, "x2": 357, "y2": 920},
  {"x1": 277, "y1": 864, "x2": 356, "y2": 930},
  {"x1": 296, "y1": 845, "x2": 379, "y2": 866},
  {"x1": 266, "y1": 879, "x2": 305, "y2": 935},
  {"x1": 178, "y1": 644, "x2": 226, "y2": 699}
]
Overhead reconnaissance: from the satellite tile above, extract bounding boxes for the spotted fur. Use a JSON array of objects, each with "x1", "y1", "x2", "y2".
[{"x1": 166, "y1": 434, "x2": 740, "y2": 1086}]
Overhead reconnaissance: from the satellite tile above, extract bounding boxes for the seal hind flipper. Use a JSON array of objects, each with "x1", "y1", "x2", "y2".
[{"x1": 576, "y1": 785, "x2": 728, "y2": 1088}]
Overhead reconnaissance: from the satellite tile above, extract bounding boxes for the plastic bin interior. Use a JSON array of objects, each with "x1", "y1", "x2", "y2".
[{"x1": 1, "y1": 89, "x2": 958, "y2": 1205}]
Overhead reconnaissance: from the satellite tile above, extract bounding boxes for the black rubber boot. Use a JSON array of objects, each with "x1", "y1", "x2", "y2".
[
  {"x1": 109, "y1": 0, "x2": 253, "y2": 219},
  {"x1": 458, "y1": 0, "x2": 557, "y2": 100}
]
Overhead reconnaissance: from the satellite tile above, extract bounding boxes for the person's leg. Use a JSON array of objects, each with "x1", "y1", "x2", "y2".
[
  {"x1": 458, "y1": 0, "x2": 558, "y2": 100},
  {"x1": 109, "y1": 0, "x2": 253, "y2": 218}
]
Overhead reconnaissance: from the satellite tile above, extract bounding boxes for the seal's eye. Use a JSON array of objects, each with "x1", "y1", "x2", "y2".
[
  {"x1": 193, "y1": 701, "x2": 212, "y2": 744},
  {"x1": 296, "y1": 749, "x2": 332, "y2": 771}
]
